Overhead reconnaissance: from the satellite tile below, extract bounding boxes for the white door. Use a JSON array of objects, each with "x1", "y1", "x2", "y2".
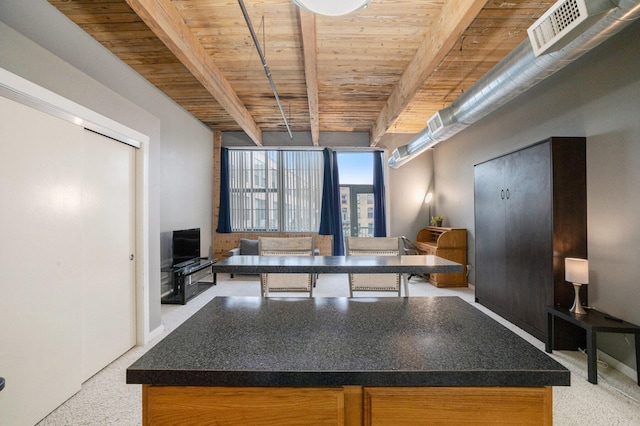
[
  {"x1": 0, "y1": 96, "x2": 84, "y2": 425},
  {"x1": 80, "y1": 129, "x2": 136, "y2": 381}
]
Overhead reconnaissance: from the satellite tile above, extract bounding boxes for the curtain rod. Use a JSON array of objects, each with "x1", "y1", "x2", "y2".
[{"x1": 226, "y1": 146, "x2": 383, "y2": 152}]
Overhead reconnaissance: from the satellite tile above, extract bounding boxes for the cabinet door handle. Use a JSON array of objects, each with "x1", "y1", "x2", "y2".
[
  {"x1": 506, "y1": 189, "x2": 510, "y2": 199},
  {"x1": 501, "y1": 189, "x2": 505, "y2": 199}
]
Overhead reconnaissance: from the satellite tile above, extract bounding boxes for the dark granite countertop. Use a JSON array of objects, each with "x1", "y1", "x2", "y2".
[
  {"x1": 127, "y1": 296, "x2": 569, "y2": 388},
  {"x1": 211, "y1": 255, "x2": 464, "y2": 275}
]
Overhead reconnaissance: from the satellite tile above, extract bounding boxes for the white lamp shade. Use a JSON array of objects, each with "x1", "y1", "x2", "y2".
[
  {"x1": 292, "y1": 0, "x2": 370, "y2": 16},
  {"x1": 565, "y1": 258, "x2": 589, "y2": 284}
]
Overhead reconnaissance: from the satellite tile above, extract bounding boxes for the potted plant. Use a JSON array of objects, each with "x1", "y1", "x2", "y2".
[{"x1": 430, "y1": 216, "x2": 444, "y2": 227}]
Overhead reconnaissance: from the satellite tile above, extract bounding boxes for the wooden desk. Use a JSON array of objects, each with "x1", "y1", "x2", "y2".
[
  {"x1": 128, "y1": 297, "x2": 569, "y2": 425},
  {"x1": 546, "y1": 306, "x2": 640, "y2": 385},
  {"x1": 415, "y1": 226, "x2": 467, "y2": 287}
]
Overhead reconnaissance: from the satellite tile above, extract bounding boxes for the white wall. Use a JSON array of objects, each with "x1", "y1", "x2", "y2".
[
  {"x1": 0, "y1": 0, "x2": 214, "y2": 334},
  {"x1": 428, "y1": 19, "x2": 640, "y2": 371},
  {"x1": 386, "y1": 135, "x2": 435, "y2": 240},
  {"x1": 159, "y1": 111, "x2": 213, "y2": 264}
]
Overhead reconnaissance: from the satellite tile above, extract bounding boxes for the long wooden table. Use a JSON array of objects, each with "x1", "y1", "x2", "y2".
[
  {"x1": 212, "y1": 254, "x2": 464, "y2": 295},
  {"x1": 127, "y1": 296, "x2": 569, "y2": 425}
]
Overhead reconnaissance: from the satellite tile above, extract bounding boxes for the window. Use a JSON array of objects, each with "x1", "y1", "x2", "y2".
[
  {"x1": 228, "y1": 149, "x2": 323, "y2": 232},
  {"x1": 337, "y1": 152, "x2": 374, "y2": 238}
]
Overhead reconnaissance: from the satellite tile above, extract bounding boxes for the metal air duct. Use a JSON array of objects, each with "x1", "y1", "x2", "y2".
[{"x1": 388, "y1": 0, "x2": 640, "y2": 168}]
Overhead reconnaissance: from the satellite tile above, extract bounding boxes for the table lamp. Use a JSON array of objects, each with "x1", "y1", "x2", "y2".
[{"x1": 565, "y1": 257, "x2": 589, "y2": 315}]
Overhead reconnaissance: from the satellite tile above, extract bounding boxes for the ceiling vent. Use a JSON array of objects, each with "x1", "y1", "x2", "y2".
[
  {"x1": 527, "y1": 0, "x2": 614, "y2": 56},
  {"x1": 427, "y1": 107, "x2": 455, "y2": 136}
]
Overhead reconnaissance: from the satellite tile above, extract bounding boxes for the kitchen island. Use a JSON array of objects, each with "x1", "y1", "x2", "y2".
[{"x1": 127, "y1": 297, "x2": 569, "y2": 425}]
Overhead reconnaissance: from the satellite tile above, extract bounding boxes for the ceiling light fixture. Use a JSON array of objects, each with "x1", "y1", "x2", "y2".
[{"x1": 292, "y1": 0, "x2": 370, "y2": 16}]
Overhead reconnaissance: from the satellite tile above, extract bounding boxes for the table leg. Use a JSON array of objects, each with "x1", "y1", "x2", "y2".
[
  {"x1": 587, "y1": 330, "x2": 598, "y2": 384},
  {"x1": 403, "y1": 274, "x2": 409, "y2": 297},
  {"x1": 545, "y1": 311, "x2": 553, "y2": 353}
]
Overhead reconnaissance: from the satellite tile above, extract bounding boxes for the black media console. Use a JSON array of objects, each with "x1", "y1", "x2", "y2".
[{"x1": 161, "y1": 258, "x2": 216, "y2": 305}]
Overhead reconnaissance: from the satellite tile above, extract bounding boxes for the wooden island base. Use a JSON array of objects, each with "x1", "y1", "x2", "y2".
[
  {"x1": 142, "y1": 385, "x2": 552, "y2": 425},
  {"x1": 129, "y1": 298, "x2": 566, "y2": 425}
]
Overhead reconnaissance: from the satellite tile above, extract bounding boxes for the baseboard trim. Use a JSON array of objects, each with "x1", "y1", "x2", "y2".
[
  {"x1": 597, "y1": 349, "x2": 637, "y2": 383},
  {"x1": 146, "y1": 324, "x2": 165, "y2": 344}
]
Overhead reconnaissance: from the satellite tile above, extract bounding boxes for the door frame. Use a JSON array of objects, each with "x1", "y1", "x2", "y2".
[{"x1": 341, "y1": 184, "x2": 374, "y2": 237}]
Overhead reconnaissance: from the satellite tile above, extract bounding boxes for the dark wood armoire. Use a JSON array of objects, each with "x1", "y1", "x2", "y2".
[{"x1": 474, "y1": 137, "x2": 587, "y2": 346}]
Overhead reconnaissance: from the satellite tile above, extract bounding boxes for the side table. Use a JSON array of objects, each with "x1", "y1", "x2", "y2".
[{"x1": 546, "y1": 306, "x2": 640, "y2": 385}]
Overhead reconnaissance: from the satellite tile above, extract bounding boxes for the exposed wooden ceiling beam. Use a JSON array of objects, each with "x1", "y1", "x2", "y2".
[
  {"x1": 369, "y1": 0, "x2": 489, "y2": 146},
  {"x1": 49, "y1": 0, "x2": 550, "y2": 140},
  {"x1": 298, "y1": 9, "x2": 320, "y2": 146},
  {"x1": 125, "y1": 0, "x2": 263, "y2": 145}
]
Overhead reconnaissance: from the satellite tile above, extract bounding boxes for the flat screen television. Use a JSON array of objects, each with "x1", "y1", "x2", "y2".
[{"x1": 172, "y1": 228, "x2": 200, "y2": 266}]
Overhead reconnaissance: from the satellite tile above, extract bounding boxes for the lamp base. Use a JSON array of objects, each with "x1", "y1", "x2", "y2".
[{"x1": 569, "y1": 283, "x2": 587, "y2": 315}]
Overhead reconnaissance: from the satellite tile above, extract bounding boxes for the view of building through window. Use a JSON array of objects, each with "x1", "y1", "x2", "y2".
[
  {"x1": 228, "y1": 149, "x2": 323, "y2": 232},
  {"x1": 337, "y1": 152, "x2": 374, "y2": 237}
]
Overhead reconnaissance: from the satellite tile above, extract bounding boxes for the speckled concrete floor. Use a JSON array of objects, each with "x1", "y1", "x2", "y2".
[{"x1": 37, "y1": 274, "x2": 640, "y2": 425}]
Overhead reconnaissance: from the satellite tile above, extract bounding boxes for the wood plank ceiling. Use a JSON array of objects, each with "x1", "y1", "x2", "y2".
[{"x1": 48, "y1": 0, "x2": 556, "y2": 147}]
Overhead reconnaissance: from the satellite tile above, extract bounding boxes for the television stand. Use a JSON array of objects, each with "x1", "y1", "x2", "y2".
[{"x1": 161, "y1": 258, "x2": 216, "y2": 305}]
